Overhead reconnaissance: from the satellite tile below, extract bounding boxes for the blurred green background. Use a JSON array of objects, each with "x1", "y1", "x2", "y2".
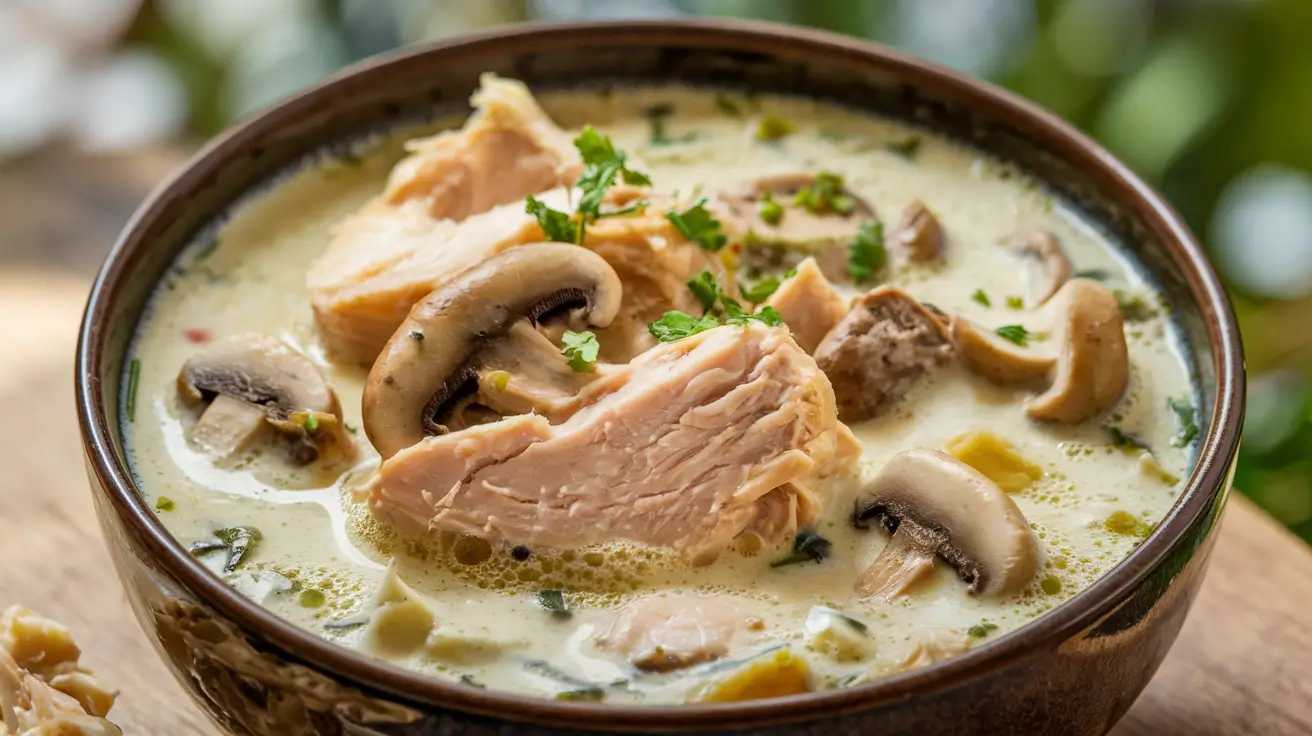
[{"x1": 4, "y1": 0, "x2": 1310, "y2": 542}]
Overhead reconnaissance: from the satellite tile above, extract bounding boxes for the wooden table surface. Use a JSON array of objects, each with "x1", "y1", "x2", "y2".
[{"x1": 1, "y1": 148, "x2": 1309, "y2": 735}]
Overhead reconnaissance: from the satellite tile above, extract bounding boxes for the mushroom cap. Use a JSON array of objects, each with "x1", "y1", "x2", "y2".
[
  {"x1": 854, "y1": 448, "x2": 1038, "y2": 597},
  {"x1": 891, "y1": 200, "x2": 944, "y2": 263},
  {"x1": 178, "y1": 334, "x2": 339, "y2": 419},
  {"x1": 362, "y1": 243, "x2": 623, "y2": 458},
  {"x1": 949, "y1": 317, "x2": 1056, "y2": 386},
  {"x1": 1026, "y1": 278, "x2": 1128, "y2": 423},
  {"x1": 1009, "y1": 229, "x2": 1072, "y2": 307},
  {"x1": 723, "y1": 171, "x2": 875, "y2": 250}
]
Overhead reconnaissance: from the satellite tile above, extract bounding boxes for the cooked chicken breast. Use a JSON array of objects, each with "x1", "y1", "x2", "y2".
[
  {"x1": 370, "y1": 323, "x2": 855, "y2": 562},
  {"x1": 765, "y1": 257, "x2": 849, "y2": 354},
  {"x1": 599, "y1": 594, "x2": 760, "y2": 672}
]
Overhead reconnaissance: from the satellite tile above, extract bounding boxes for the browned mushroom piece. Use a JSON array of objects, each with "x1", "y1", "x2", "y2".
[
  {"x1": 853, "y1": 449, "x2": 1038, "y2": 600},
  {"x1": 177, "y1": 334, "x2": 351, "y2": 462},
  {"x1": 1009, "y1": 229, "x2": 1072, "y2": 307},
  {"x1": 362, "y1": 243, "x2": 623, "y2": 459},
  {"x1": 812, "y1": 287, "x2": 953, "y2": 422},
  {"x1": 950, "y1": 278, "x2": 1128, "y2": 424},
  {"x1": 890, "y1": 200, "x2": 944, "y2": 263}
]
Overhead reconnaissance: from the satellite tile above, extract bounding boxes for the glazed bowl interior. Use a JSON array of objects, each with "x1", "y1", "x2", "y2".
[{"x1": 78, "y1": 19, "x2": 1243, "y2": 732}]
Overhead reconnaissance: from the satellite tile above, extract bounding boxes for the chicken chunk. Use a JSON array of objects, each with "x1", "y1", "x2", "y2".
[
  {"x1": 599, "y1": 594, "x2": 760, "y2": 671},
  {"x1": 384, "y1": 73, "x2": 579, "y2": 221},
  {"x1": 0, "y1": 606, "x2": 119, "y2": 736},
  {"x1": 370, "y1": 323, "x2": 855, "y2": 562},
  {"x1": 813, "y1": 286, "x2": 953, "y2": 422},
  {"x1": 764, "y1": 257, "x2": 849, "y2": 354}
]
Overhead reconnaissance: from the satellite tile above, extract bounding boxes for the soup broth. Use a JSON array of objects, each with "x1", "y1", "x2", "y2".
[{"x1": 123, "y1": 79, "x2": 1196, "y2": 704}]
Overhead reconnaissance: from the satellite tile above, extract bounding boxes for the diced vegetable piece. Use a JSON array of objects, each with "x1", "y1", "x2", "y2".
[
  {"x1": 803, "y1": 606, "x2": 872, "y2": 662},
  {"x1": 687, "y1": 648, "x2": 812, "y2": 703},
  {"x1": 944, "y1": 430, "x2": 1043, "y2": 493}
]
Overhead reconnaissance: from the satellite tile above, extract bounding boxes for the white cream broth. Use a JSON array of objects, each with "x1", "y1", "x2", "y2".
[{"x1": 123, "y1": 86, "x2": 1194, "y2": 703}]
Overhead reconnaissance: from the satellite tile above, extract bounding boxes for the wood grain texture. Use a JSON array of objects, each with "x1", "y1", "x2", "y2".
[{"x1": 0, "y1": 149, "x2": 1308, "y2": 735}]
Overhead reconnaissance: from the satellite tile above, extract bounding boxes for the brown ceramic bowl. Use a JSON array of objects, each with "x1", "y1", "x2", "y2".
[{"x1": 76, "y1": 19, "x2": 1244, "y2": 736}]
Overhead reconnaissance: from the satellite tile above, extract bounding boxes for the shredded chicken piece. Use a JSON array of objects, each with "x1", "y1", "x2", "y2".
[{"x1": 0, "y1": 607, "x2": 119, "y2": 736}]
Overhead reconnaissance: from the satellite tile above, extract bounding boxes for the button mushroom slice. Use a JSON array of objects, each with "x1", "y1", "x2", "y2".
[
  {"x1": 853, "y1": 449, "x2": 1038, "y2": 600},
  {"x1": 1009, "y1": 229, "x2": 1072, "y2": 307},
  {"x1": 362, "y1": 243, "x2": 623, "y2": 459},
  {"x1": 721, "y1": 171, "x2": 876, "y2": 270},
  {"x1": 891, "y1": 199, "x2": 944, "y2": 264},
  {"x1": 949, "y1": 317, "x2": 1056, "y2": 387},
  {"x1": 812, "y1": 286, "x2": 953, "y2": 422},
  {"x1": 177, "y1": 334, "x2": 350, "y2": 462},
  {"x1": 1026, "y1": 278, "x2": 1127, "y2": 423}
]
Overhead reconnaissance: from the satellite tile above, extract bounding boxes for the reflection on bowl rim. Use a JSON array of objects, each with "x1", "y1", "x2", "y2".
[{"x1": 75, "y1": 18, "x2": 1244, "y2": 732}]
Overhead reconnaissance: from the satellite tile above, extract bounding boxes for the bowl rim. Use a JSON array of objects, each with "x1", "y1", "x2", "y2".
[{"x1": 76, "y1": 17, "x2": 1245, "y2": 732}]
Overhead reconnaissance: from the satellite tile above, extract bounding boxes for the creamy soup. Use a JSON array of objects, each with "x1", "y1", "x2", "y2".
[{"x1": 123, "y1": 76, "x2": 1197, "y2": 704}]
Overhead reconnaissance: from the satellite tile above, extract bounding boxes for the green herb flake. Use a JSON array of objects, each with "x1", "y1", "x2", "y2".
[
  {"x1": 848, "y1": 221, "x2": 886, "y2": 285},
  {"x1": 755, "y1": 115, "x2": 795, "y2": 141},
  {"x1": 888, "y1": 135, "x2": 923, "y2": 159},
  {"x1": 526, "y1": 195, "x2": 578, "y2": 244},
  {"x1": 967, "y1": 621, "x2": 1000, "y2": 638},
  {"x1": 793, "y1": 171, "x2": 853, "y2": 215},
  {"x1": 667, "y1": 199, "x2": 728, "y2": 252},
  {"x1": 560, "y1": 331, "x2": 600, "y2": 373},
  {"x1": 648, "y1": 310, "x2": 720, "y2": 342},
  {"x1": 714, "y1": 93, "x2": 743, "y2": 117},
  {"x1": 1108, "y1": 427, "x2": 1148, "y2": 451},
  {"x1": 770, "y1": 529, "x2": 832, "y2": 568},
  {"x1": 155, "y1": 496, "x2": 175, "y2": 512},
  {"x1": 302, "y1": 413, "x2": 320, "y2": 436},
  {"x1": 1167, "y1": 397, "x2": 1199, "y2": 447},
  {"x1": 645, "y1": 103, "x2": 698, "y2": 147},
  {"x1": 191, "y1": 526, "x2": 262, "y2": 572},
  {"x1": 1005, "y1": 295, "x2": 1024, "y2": 309},
  {"x1": 758, "y1": 192, "x2": 784, "y2": 226},
  {"x1": 536, "y1": 589, "x2": 572, "y2": 619},
  {"x1": 125, "y1": 358, "x2": 141, "y2": 423},
  {"x1": 724, "y1": 304, "x2": 784, "y2": 328},
  {"x1": 1103, "y1": 511, "x2": 1153, "y2": 538},
  {"x1": 1073, "y1": 268, "x2": 1111, "y2": 281},
  {"x1": 971, "y1": 289, "x2": 991, "y2": 307},
  {"x1": 740, "y1": 276, "x2": 781, "y2": 304},
  {"x1": 1115, "y1": 289, "x2": 1158, "y2": 322},
  {"x1": 1040, "y1": 576, "x2": 1063, "y2": 595},
  {"x1": 994, "y1": 325, "x2": 1030, "y2": 346},
  {"x1": 299, "y1": 589, "x2": 326, "y2": 608},
  {"x1": 686, "y1": 270, "x2": 722, "y2": 313}
]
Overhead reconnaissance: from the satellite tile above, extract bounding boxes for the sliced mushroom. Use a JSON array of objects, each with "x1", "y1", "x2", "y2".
[
  {"x1": 812, "y1": 287, "x2": 953, "y2": 422},
  {"x1": 951, "y1": 278, "x2": 1127, "y2": 424},
  {"x1": 723, "y1": 171, "x2": 875, "y2": 245},
  {"x1": 950, "y1": 318, "x2": 1055, "y2": 386},
  {"x1": 891, "y1": 200, "x2": 944, "y2": 263},
  {"x1": 177, "y1": 334, "x2": 349, "y2": 462},
  {"x1": 853, "y1": 449, "x2": 1038, "y2": 600},
  {"x1": 362, "y1": 243, "x2": 622, "y2": 458},
  {"x1": 1009, "y1": 229, "x2": 1071, "y2": 307}
]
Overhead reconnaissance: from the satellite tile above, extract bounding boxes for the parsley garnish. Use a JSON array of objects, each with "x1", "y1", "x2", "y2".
[
  {"x1": 666, "y1": 198, "x2": 727, "y2": 251},
  {"x1": 560, "y1": 331, "x2": 600, "y2": 372},
  {"x1": 848, "y1": 221, "x2": 885, "y2": 284},
  {"x1": 1168, "y1": 397, "x2": 1199, "y2": 447},
  {"x1": 536, "y1": 589, "x2": 572, "y2": 619},
  {"x1": 1109, "y1": 427, "x2": 1149, "y2": 451},
  {"x1": 758, "y1": 192, "x2": 784, "y2": 226},
  {"x1": 190, "y1": 526, "x2": 261, "y2": 573},
  {"x1": 1005, "y1": 295, "x2": 1024, "y2": 309},
  {"x1": 771, "y1": 530, "x2": 832, "y2": 568},
  {"x1": 793, "y1": 171, "x2": 853, "y2": 215},
  {"x1": 723, "y1": 301, "x2": 783, "y2": 327},
  {"x1": 888, "y1": 135, "x2": 923, "y2": 159},
  {"x1": 967, "y1": 621, "x2": 999, "y2": 638},
  {"x1": 645, "y1": 104, "x2": 698, "y2": 146},
  {"x1": 995, "y1": 325, "x2": 1030, "y2": 346},
  {"x1": 971, "y1": 289, "x2": 991, "y2": 307},
  {"x1": 740, "y1": 276, "x2": 781, "y2": 303},
  {"x1": 125, "y1": 358, "x2": 141, "y2": 423},
  {"x1": 155, "y1": 496, "x2": 175, "y2": 511},
  {"x1": 525, "y1": 195, "x2": 579, "y2": 244},
  {"x1": 756, "y1": 115, "x2": 795, "y2": 141},
  {"x1": 648, "y1": 311, "x2": 720, "y2": 342},
  {"x1": 687, "y1": 271, "x2": 721, "y2": 313}
]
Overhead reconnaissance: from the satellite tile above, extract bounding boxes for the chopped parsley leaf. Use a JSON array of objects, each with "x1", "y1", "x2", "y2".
[
  {"x1": 667, "y1": 199, "x2": 727, "y2": 251},
  {"x1": 994, "y1": 325, "x2": 1030, "y2": 346},
  {"x1": 560, "y1": 331, "x2": 600, "y2": 373},
  {"x1": 755, "y1": 114, "x2": 795, "y2": 141},
  {"x1": 525, "y1": 195, "x2": 578, "y2": 244},
  {"x1": 967, "y1": 621, "x2": 999, "y2": 638},
  {"x1": 740, "y1": 276, "x2": 781, "y2": 303},
  {"x1": 758, "y1": 192, "x2": 784, "y2": 226},
  {"x1": 648, "y1": 311, "x2": 720, "y2": 342},
  {"x1": 848, "y1": 221, "x2": 886, "y2": 284},
  {"x1": 1005, "y1": 295, "x2": 1025, "y2": 309},
  {"x1": 686, "y1": 270, "x2": 721, "y2": 313},
  {"x1": 1109, "y1": 426, "x2": 1148, "y2": 451},
  {"x1": 1168, "y1": 397, "x2": 1199, "y2": 447},
  {"x1": 536, "y1": 589, "x2": 572, "y2": 619},
  {"x1": 971, "y1": 289, "x2": 991, "y2": 307},
  {"x1": 793, "y1": 171, "x2": 853, "y2": 215},
  {"x1": 155, "y1": 496, "x2": 175, "y2": 511}
]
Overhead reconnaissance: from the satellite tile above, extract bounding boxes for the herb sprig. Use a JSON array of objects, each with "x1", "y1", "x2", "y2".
[
  {"x1": 848, "y1": 221, "x2": 886, "y2": 284},
  {"x1": 526, "y1": 126, "x2": 651, "y2": 245},
  {"x1": 561, "y1": 331, "x2": 600, "y2": 372}
]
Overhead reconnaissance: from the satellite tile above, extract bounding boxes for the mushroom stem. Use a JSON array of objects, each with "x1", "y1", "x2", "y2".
[
  {"x1": 855, "y1": 519, "x2": 942, "y2": 600},
  {"x1": 191, "y1": 394, "x2": 269, "y2": 456}
]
